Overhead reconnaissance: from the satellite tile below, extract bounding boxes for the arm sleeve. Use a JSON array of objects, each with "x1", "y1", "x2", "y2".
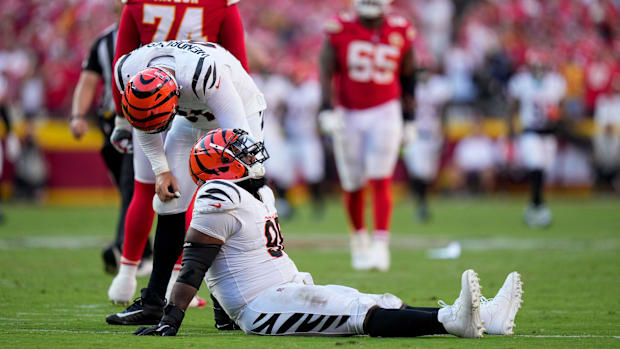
[
  {"x1": 190, "y1": 211, "x2": 241, "y2": 242},
  {"x1": 203, "y1": 65, "x2": 253, "y2": 136},
  {"x1": 135, "y1": 131, "x2": 170, "y2": 174},
  {"x1": 83, "y1": 37, "x2": 103, "y2": 75},
  {"x1": 113, "y1": 6, "x2": 142, "y2": 115},
  {"x1": 218, "y1": 5, "x2": 248, "y2": 72}
]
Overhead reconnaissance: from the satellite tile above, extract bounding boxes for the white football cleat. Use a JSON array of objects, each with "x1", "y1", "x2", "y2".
[
  {"x1": 108, "y1": 273, "x2": 137, "y2": 304},
  {"x1": 371, "y1": 235, "x2": 390, "y2": 272},
  {"x1": 481, "y1": 271, "x2": 523, "y2": 335},
  {"x1": 350, "y1": 233, "x2": 373, "y2": 270},
  {"x1": 438, "y1": 269, "x2": 484, "y2": 338},
  {"x1": 524, "y1": 204, "x2": 552, "y2": 228}
]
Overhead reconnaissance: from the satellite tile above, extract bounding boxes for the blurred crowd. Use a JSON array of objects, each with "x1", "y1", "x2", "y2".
[{"x1": 1, "y1": 0, "x2": 620, "y2": 197}]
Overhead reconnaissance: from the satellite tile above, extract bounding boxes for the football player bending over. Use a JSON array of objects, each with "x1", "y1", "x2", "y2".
[{"x1": 134, "y1": 128, "x2": 524, "y2": 338}]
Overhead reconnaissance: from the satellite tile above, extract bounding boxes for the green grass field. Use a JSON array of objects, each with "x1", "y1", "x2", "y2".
[{"x1": 1, "y1": 195, "x2": 619, "y2": 348}]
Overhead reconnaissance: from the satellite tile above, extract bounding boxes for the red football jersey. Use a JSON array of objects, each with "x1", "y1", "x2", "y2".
[
  {"x1": 325, "y1": 13, "x2": 415, "y2": 110},
  {"x1": 113, "y1": 0, "x2": 247, "y2": 114}
]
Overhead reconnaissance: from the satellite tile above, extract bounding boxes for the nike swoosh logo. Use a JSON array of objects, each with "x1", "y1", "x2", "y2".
[
  {"x1": 116, "y1": 310, "x2": 142, "y2": 318},
  {"x1": 215, "y1": 77, "x2": 221, "y2": 89},
  {"x1": 210, "y1": 203, "x2": 222, "y2": 208}
]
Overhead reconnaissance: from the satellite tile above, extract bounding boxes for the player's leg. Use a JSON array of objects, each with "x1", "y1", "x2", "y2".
[
  {"x1": 520, "y1": 133, "x2": 553, "y2": 227},
  {"x1": 99, "y1": 139, "x2": 125, "y2": 274},
  {"x1": 366, "y1": 270, "x2": 483, "y2": 338},
  {"x1": 299, "y1": 137, "x2": 326, "y2": 218},
  {"x1": 364, "y1": 100, "x2": 403, "y2": 271},
  {"x1": 403, "y1": 136, "x2": 439, "y2": 222},
  {"x1": 149, "y1": 118, "x2": 201, "y2": 302},
  {"x1": 333, "y1": 109, "x2": 370, "y2": 269},
  {"x1": 108, "y1": 133, "x2": 157, "y2": 303},
  {"x1": 237, "y1": 282, "x2": 381, "y2": 335}
]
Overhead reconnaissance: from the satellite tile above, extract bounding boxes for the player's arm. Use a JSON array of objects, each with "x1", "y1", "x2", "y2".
[
  {"x1": 112, "y1": 6, "x2": 141, "y2": 116},
  {"x1": 134, "y1": 131, "x2": 179, "y2": 201},
  {"x1": 400, "y1": 47, "x2": 416, "y2": 143},
  {"x1": 135, "y1": 186, "x2": 241, "y2": 336},
  {"x1": 218, "y1": 4, "x2": 249, "y2": 72},
  {"x1": 135, "y1": 228, "x2": 223, "y2": 336},
  {"x1": 202, "y1": 64, "x2": 253, "y2": 137},
  {"x1": 71, "y1": 37, "x2": 104, "y2": 139},
  {"x1": 319, "y1": 38, "x2": 337, "y2": 112}
]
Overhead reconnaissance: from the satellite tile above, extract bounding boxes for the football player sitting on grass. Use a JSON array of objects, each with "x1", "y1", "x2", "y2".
[{"x1": 135, "y1": 128, "x2": 524, "y2": 338}]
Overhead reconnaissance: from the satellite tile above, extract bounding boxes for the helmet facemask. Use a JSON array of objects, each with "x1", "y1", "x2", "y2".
[{"x1": 214, "y1": 129, "x2": 269, "y2": 181}]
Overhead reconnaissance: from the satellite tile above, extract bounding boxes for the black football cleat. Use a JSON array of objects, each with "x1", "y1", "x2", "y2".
[
  {"x1": 211, "y1": 294, "x2": 240, "y2": 330},
  {"x1": 106, "y1": 288, "x2": 164, "y2": 325},
  {"x1": 102, "y1": 244, "x2": 121, "y2": 275}
]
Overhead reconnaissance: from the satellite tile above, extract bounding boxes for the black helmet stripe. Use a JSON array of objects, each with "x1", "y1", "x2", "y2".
[{"x1": 125, "y1": 89, "x2": 177, "y2": 111}]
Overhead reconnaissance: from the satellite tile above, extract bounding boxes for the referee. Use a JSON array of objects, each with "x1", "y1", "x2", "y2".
[{"x1": 69, "y1": 18, "x2": 151, "y2": 273}]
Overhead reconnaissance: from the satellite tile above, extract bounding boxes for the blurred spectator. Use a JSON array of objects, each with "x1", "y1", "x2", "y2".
[
  {"x1": 453, "y1": 116, "x2": 496, "y2": 194},
  {"x1": 593, "y1": 74, "x2": 620, "y2": 191},
  {"x1": 14, "y1": 129, "x2": 47, "y2": 202}
]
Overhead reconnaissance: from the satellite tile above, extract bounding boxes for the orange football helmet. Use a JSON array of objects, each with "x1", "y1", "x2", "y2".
[
  {"x1": 122, "y1": 67, "x2": 179, "y2": 134},
  {"x1": 189, "y1": 128, "x2": 268, "y2": 185}
]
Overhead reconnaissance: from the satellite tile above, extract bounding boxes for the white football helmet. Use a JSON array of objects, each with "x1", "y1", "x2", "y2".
[{"x1": 353, "y1": 0, "x2": 392, "y2": 18}]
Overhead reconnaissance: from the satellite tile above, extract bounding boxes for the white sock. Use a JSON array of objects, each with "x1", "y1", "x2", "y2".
[{"x1": 117, "y1": 263, "x2": 138, "y2": 279}]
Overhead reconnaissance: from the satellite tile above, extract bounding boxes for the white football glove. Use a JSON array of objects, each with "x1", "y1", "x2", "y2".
[
  {"x1": 402, "y1": 121, "x2": 417, "y2": 145},
  {"x1": 110, "y1": 116, "x2": 133, "y2": 154},
  {"x1": 318, "y1": 109, "x2": 345, "y2": 135}
]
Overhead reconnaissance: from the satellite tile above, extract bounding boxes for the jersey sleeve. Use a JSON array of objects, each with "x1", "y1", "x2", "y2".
[
  {"x1": 218, "y1": 4, "x2": 248, "y2": 72},
  {"x1": 113, "y1": 5, "x2": 142, "y2": 115},
  {"x1": 82, "y1": 37, "x2": 103, "y2": 75},
  {"x1": 191, "y1": 181, "x2": 243, "y2": 241},
  {"x1": 199, "y1": 59, "x2": 253, "y2": 135},
  {"x1": 323, "y1": 15, "x2": 344, "y2": 46}
]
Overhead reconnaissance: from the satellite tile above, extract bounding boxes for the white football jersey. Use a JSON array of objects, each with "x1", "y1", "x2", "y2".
[
  {"x1": 415, "y1": 75, "x2": 451, "y2": 137},
  {"x1": 284, "y1": 79, "x2": 321, "y2": 139},
  {"x1": 190, "y1": 180, "x2": 298, "y2": 321},
  {"x1": 114, "y1": 40, "x2": 266, "y2": 130},
  {"x1": 508, "y1": 71, "x2": 566, "y2": 131}
]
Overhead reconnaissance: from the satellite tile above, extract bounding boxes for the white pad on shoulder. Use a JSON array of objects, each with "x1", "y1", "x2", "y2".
[{"x1": 194, "y1": 180, "x2": 243, "y2": 214}]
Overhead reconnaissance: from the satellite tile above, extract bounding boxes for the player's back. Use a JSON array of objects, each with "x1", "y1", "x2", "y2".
[
  {"x1": 191, "y1": 180, "x2": 298, "y2": 321},
  {"x1": 123, "y1": 0, "x2": 236, "y2": 44},
  {"x1": 325, "y1": 12, "x2": 416, "y2": 110},
  {"x1": 115, "y1": 40, "x2": 264, "y2": 124}
]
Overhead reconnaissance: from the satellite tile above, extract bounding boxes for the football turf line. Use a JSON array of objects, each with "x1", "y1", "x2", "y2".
[
  {"x1": 2, "y1": 235, "x2": 619, "y2": 251},
  {"x1": 4, "y1": 329, "x2": 620, "y2": 339}
]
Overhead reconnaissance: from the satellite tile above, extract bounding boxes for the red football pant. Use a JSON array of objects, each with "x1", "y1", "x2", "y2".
[
  {"x1": 343, "y1": 178, "x2": 393, "y2": 236},
  {"x1": 121, "y1": 180, "x2": 156, "y2": 264}
]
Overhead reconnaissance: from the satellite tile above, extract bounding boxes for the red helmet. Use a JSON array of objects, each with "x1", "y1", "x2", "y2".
[
  {"x1": 122, "y1": 67, "x2": 179, "y2": 134},
  {"x1": 189, "y1": 128, "x2": 269, "y2": 185}
]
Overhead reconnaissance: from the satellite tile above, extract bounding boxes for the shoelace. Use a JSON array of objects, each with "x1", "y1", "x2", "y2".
[
  {"x1": 126, "y1": 297, "x2": 143, "y2": 311},
  {"x1": 480, "y1": 296, "x2": 491, "y2": 304},
  {"x1": 437, "y1": 300, "x2": 448, "y2": 308}
]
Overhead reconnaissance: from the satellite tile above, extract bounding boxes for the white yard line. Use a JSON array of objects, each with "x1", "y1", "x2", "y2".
[
  {"x1": 1, "y1": 235, "x2": 618, "y2": 251},
  {"x1": 4, "y1": 329, "x2": 619, "y2": 339}
]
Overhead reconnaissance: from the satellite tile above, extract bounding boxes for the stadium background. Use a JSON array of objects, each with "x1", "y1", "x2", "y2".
[{"x1": 0, "y1": 0, "x2": 618, "y2": 205}]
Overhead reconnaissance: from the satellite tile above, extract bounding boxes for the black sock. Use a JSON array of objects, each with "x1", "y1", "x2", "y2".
[
  {"x1": 404, "y1": 306, "x2": 440, "y2": 313},
  {"x1": 410, "y1": 178, "x2": 428, "y2": 206},
  {"x1": 530, "y1": 170, "x2": 544, "y2": 206},
  {"x1": 364, "y1": 307, "x2": 448, "y2": 337},
  {"x1": 147, "y1": 212, "x2": 186, "y2": 302}
]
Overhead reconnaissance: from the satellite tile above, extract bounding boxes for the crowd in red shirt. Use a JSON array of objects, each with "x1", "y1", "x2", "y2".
[{"x1": 1, "y1": 0, "x2": 618, "y2": 118}]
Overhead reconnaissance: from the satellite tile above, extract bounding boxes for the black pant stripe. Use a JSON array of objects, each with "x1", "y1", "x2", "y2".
[
  {"x1": 335, "y1": 315, "x2": 350, "y2": 328},
  {"x1": 275, "y1": 313, "x2": 304, "y2": 334},
  {"x1": 318, "y1": 315, "x2": 339, "y2": 332},
  {"x1": 252, "y1": 313, "x2": 267, "y2": 325},
  {"x1": 251, "y1": 313, "x2": 280, "y2": 334},
  {"x1": 296, "y1": 314, "x2": 326, "y2": 333}
]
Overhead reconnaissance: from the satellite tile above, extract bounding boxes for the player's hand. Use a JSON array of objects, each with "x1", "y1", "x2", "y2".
[
  {"x1": 70, "y1": 117, "x2": 89, "y2": 140},
  {"x1": 110, "y1": 116, "x2": 133, "y2": 154},
  {"x1": 402, "y1": 121, "x2": 417, "y2": 145},
  {"x1": 156, "y1": 171, "x2": 180, "y2": 202},
  {"x1": 134, "y1": 304, "x2": 185, "y2": 336},
  {"x1": 318, "y1": 109, "x2": 344, "y2": 135}
]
